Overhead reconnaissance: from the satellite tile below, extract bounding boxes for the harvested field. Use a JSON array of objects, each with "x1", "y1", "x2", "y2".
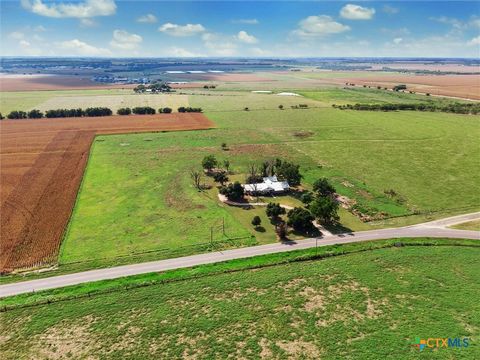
[
  {"x1": 0, "y1": 74, "x2": 136, "y2": 92},
  {"x1": 367, "y1": 63, "x2": 480, "y2": 73},
  {"x1": 173, "y1": 72, "x2": 276, "y2": 82},
  {"x1": 0, "y1": 114, "x2": 214, "y2": 272}
]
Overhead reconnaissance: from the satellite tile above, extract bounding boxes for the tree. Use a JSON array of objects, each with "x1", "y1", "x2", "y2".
[
  {"x1": 213, "y1": 171, "x2": 229, "y2": 186},
  {"x1": 7, "y1": 110, "x2": 27, "y2": 119},
  {"x1": 134, "y1": 84, "x2": 146, "y2": 93},
  {"x1": 0, "y1": 113, "x2": 3, "y2": 120},
  {"x1": 117, "y1": 107, "x2": 131, "y2": 115},
  {"x1": 309, "y1": 196, "x2": 339, "y2": 225},
  {"x1": 300, "y1": 191, "x2": 314, "y2": 205},
  {"x1": 246, "y1": 163, "x2": 262, "y2": 184},
  {"x1": 132, "y1": 106, "x2": 155, "y2": 115},
  {"x1": 221, "y1": 142, "x2": 228, "y2": 150},
  {"x1": 278, "y1": 105, "x2": 284, "y2": 110},
  {"x1": 202, "y1": 155, "x2": 218, "y2": 172},
  {"x1": 244, "y1": 107, "x2": 249, "y2": 111},
  {"x1": 312, "y1": 178, "x2": 336, "y2": 197},
  {"x1": 27, "y1": 109, "x2": 43, "y2": 118},
  {"x1": 162, "y1": 107, "x2": 172, "y2": 113},
  {"x1": 251, "y1": 216, "x2": 262, "y2": 227},
  {"x1": 266, "y1": 203, "x2": 286, "y2": 219},
  {"x1": 223, "y1": 159, "x2": 230, "y2": 173},
  {"x1": 275, "y1": 222, "x2": 288, "y2": 240},
  {"x1": 287, "y1": 207, "x2": 314, "y2": 232},
  {"x1": 190, "y1": 169, "x2": 203, "y2": 190},
  {"x1": 219, "y1": 181, "x2": 244, "y2": 201},
  {"x1": 276, "y1": 161, "x2": 302, "y2": 186}
]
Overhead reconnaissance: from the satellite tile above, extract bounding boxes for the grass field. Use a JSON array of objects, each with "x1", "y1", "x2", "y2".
[
  {"x1": 2, "y1": 241, "x2": 478, "y2": 359},
  {"x1": 450, "y1": 220, "x2": 480, "y2": 231},
  {"x1": 56, "y1": 87, "x2": 479, "y2": 269},
  {"x1": 0, "y1": 89, "x2": 187, "y2": 114}
]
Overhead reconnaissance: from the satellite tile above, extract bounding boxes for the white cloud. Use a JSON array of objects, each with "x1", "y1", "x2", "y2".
[
  {"x1": 19, "y1": 40, "x2": 31, "y2": 47},
  {"x1": 109, "y1": 30, "x2": 142, "y2": 50},
  {"x1": 467, "y1": 36, "x2": 480, "y2": 46},
  {"x1": 56, "y1": 39, "x2": 112, "y2": 56},
  {"x1": 168, "y1": 47, "x2": 202, "y2": 57},
  {"x1": 137, "y1": 14, "x2": 157, "y2": 23},
  {"x1": 393, "y1": 37, "x2": 403, "y2": 44},
  {"x1": 340, "y1": 4, "x2": 375, "y2": 20},
  {"x1": 293, "y1": 15, "x2": 350, "y2": 37},
  {"x1": 250, "y1": 47, "x2": 271, "y2": 56},
  {"x1": 80, "y1": 18, "x2": 97, "y2": 27},
  {"x1": 158, "y1": 23, "x2": 205, "y2": 37},
  {"x1": 236, "y1": 30, "x2": 258, "y2": 44},
  {"x1": 232, "y1": 19, "x2": 259, "y2": 25},
  {"x1": 34, "y1": 25, "x2": 46, "y2": 32},
  {"x1": 9, "y1": 31, "x2": 25, "y2": 40},
  {"x1": 430, "y1": 16, "x2": 465, "y2": 29},
  {"x1": 382, "y1": 5, "x2": 399, "y2": 15},
  {"x1": 21, "y1": 0, "x2": 116, "y2": 18}
]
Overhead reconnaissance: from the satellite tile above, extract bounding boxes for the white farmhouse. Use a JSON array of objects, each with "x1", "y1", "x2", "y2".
[{"x1": 243, "y1": 176, "x2": 290, "y2": 195}]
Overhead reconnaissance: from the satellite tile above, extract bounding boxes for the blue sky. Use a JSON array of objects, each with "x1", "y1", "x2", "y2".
[{"x1": 1, "y1": 1, "x2": 479, "y2": 57}]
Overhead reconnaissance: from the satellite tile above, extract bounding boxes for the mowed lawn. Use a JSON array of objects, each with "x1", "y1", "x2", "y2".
[{"x1": 2, "y1": 245, "x2": 478, "y2": 359}]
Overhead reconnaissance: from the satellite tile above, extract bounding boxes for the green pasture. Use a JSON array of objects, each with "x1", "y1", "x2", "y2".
[{"x1": 2, "y1": 243, "x2": 478, "y2": 359}]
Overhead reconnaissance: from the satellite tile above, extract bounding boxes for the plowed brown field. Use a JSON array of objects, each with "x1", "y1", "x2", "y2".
[
  {"x1": 0, "y1": 75, "x2": 136, "y2": 91},
  {"x1": 0, "y1": 114, "x2": 214, "y2": 272}
]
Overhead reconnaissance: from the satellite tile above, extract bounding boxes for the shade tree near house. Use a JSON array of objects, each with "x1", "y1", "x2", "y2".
[
  {"x1": 213, "y1": 171, "x2": 229, "y2": 186},
  {"x1": 266, "y1": 202, "x2": 286, "y2": 220},
  {"x1": 309, "y1": 196, "x2": 340, "y2": 225},
  {"x1": 312, "y1": 178, "x2": 336, "y2": 197},
  {"x1": 219, "y1": 182, "x2": 245, "y2": 201},
  {"x1": 287, "y1": 207, "x2": 315, "y2": 232}
]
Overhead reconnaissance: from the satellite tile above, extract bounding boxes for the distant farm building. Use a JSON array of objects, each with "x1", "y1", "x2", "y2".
[{"x1": 243, "y1": 176, "x2": 290, "y2": 195}]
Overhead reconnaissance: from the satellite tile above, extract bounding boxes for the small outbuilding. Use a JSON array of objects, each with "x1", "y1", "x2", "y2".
[{"x1": 243, "y1": 176, "x2": 290, "y2": 195}]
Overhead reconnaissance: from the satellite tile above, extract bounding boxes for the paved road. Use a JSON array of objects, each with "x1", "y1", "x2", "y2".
[{"x1": 1, "y1": 212, "x2": 479, "y2": 298}]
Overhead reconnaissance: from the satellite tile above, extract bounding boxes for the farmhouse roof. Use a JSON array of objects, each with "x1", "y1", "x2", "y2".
[{"x1": 243, "y1": 175, "x2": 290, "y2": 193}]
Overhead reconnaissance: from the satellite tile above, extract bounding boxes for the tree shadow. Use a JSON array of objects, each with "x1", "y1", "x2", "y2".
[
  {"x1": 290, "y1": 226, "x2": 321, "y2": 238},
  {"x1": 324, "y1": 223, "x2": 354, "y2": 235},
  {"x1": 254, "y1": 226, "x2": 266, "y2": 233}
]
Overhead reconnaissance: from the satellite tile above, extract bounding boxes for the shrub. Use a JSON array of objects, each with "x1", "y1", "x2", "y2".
[
  {"x1": 251, "y1": 216, "x2": 262, "y2": 227},
  {"x1": 160, "y1": 107, "x2": 172, "y2": 113}
]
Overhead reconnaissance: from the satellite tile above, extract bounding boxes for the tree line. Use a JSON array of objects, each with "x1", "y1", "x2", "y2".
[
  {"x1": 332, "y1": 102, "x2": 480, "y2": 114},
  {"x1": 133, "y1": 82, "x2": 172, "y2": 93},
  {"x1": 3, "y1": 106, "x2": 202, "y2": 119},
  {"x1": 5, "y1": 107, "x2": 112, "y2": 119}
]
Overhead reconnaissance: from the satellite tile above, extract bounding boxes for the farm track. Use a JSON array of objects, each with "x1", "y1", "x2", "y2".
[{"x1": 0, "y1": 114, "x2": 214, "y2": 272}]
